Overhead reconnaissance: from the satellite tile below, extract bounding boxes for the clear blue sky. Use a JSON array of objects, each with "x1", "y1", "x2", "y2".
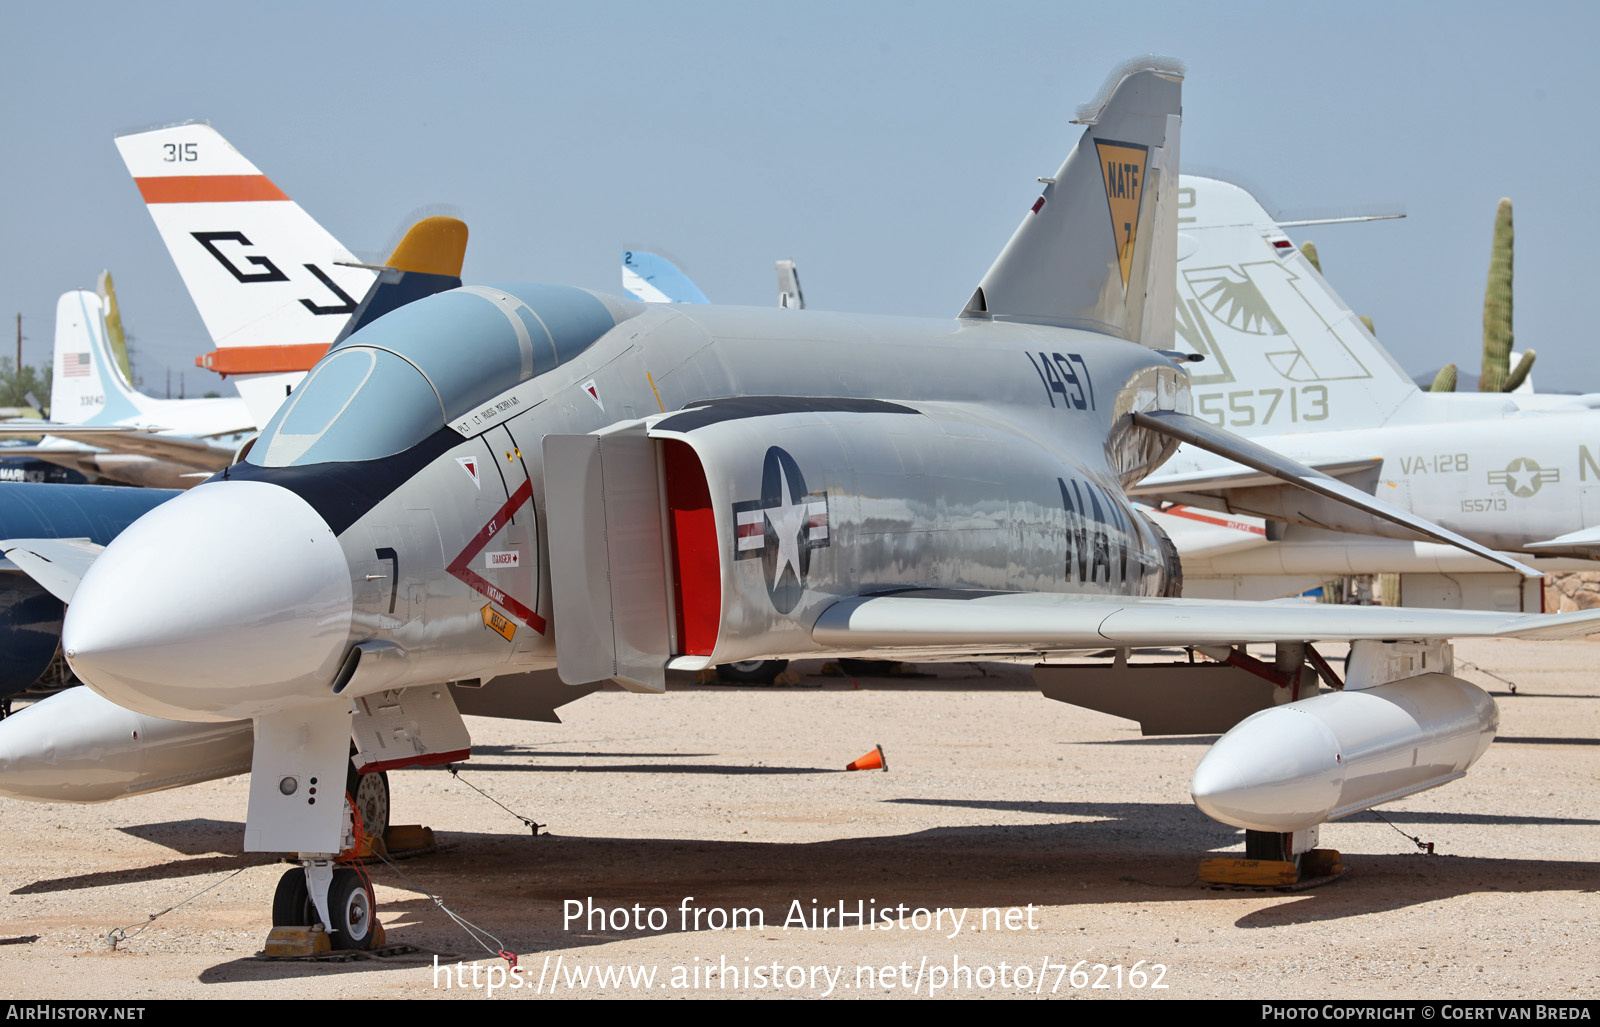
[{"x1": 5, "y1": 1, "x2": 1597, "y2": 395}]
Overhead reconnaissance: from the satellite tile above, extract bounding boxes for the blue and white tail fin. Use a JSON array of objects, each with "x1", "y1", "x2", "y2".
[
  {"x1": 49, "y1": 291, "x2": 150, "y2": 425},
  {"x1": 1174, "y1": 175, "x2": 1420, "y2": 432},
  {"x1": 620, "y1": 251, "x2": 709, "y2": 304},
  {"x1": 962, "y1": 56, "x2": 1184, "y2": 350}
]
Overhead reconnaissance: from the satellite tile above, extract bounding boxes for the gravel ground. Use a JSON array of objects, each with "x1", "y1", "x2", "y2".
[{"x1": 0, "y1": 637, "x2": 1596, "y2": 1000}]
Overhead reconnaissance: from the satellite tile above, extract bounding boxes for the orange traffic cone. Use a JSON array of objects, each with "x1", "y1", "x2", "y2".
[{"x1": 845, "y1": 745, "x2": 887, "y2": 772}]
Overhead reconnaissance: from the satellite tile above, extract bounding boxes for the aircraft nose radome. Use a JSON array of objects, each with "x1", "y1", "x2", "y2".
[
  {"x1": 1190, "y1": 708, "x2": 1345, "y2": 833},
  {"x1": 64, "y1": 480, "x2": 354, "y2": 723}
]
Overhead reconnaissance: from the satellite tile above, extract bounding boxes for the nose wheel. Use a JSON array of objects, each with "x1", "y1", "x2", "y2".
[
  {"x1": 269, "y1": 864, "x2": 380, "y2": 953},
  {"x1": 325, "y1": 868, "x2": 377, "y2": 950}
]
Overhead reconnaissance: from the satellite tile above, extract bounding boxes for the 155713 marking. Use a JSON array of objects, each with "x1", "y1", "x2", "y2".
[{"x1": 1195, "y1": 385, "x2": 1329, "y2": 428}]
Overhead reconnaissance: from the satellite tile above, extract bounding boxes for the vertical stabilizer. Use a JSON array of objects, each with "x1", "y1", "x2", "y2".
[
  {"x1": 49, "y1": 292, "x2": 145, "y2": 425},
  {"x1": 620, "y1": 251, "x2": 709, "y2": 304},
  {"x1": 777, "y1": 259, "x2": 805, "y2": 309},
  {"x1": 963, "y1": 57, "x2": 1184, "y2": 350},
  {"x1": 114, "y1": 122, "x2": 378, "y2": 355},
  {"x1": 1174, "y1": 176, "x2": 1420, "y2": 430}
]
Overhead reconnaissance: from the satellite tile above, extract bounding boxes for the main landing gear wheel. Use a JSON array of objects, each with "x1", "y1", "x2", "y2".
[
  {"x1": 715, "y1": 659, "x2": 788, "y2": 684},
  {"x1": 347, "y1": 766, "x2": 390, "y2": 840},
  {"x1": 326, "y1": 868, "x2": 377, "y2": 951}
]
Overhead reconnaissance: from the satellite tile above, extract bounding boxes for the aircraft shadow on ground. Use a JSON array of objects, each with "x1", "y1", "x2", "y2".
[
  {"x1": 157, "y1": 798, "x2": 1600, "y2": 982},
  {"x1": 448, "y1": 761, "x2": 831, "y2": 775},
  {"x1": 13, "y1": 853, "x2": 278, "y2": 895},
  {"x1": 118, "y1": 819, "x2": 249, "y2": 856},
  {"x1": 1072, "y1": 735, "x2": 1221, "y2": 746},
  {"x1": 1227, "y1": 850, "x2": 1600, "y2": 929},
  {"x1": 466, "y1": 746, "x2": 718, "y2": 759}
]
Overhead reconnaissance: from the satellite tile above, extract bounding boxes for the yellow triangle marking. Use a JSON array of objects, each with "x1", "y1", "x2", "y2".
[{"x1": 1095, "y1": 140, "x2": 1150, "y2": 291}]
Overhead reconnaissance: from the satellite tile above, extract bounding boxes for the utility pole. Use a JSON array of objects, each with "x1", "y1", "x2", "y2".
[{"x1": 14, "y1": 313, "x2": 21, "y2": 371}]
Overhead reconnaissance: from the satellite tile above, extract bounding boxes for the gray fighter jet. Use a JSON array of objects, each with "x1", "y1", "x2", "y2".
[{"x1": 15, "y1": 58, "x2": 1600, "y2": 950}]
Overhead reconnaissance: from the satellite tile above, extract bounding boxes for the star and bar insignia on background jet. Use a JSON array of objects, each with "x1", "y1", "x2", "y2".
[
  {"x1": 732, "y1": 446, "x2": 830, "y2": 614},
  {"x1": 1488, "y1": 456, "x2": 1559, "y2": 498}
]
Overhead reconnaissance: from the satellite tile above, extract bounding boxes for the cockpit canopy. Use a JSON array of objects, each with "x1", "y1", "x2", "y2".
[{"x1": 250, "y1": 283, "x2": 624, "y2": 467}]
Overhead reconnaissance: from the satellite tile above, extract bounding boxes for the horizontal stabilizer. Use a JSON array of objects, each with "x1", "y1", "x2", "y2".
[
  {"x1": 1523, "y1": 527, "x2": 1600, "y2": 557},
  {"x1": 1132, "y1": 410, "x2": 1537, "y2": 576},
  {"x1": 0, "y1": 538, "x2": 104, "y2": 603}
]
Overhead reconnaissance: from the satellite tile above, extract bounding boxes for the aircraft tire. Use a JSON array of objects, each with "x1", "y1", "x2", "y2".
[
  {"x1": 346, "y1": 767, "x2": 390, "y2": 841},
  {"x1": 326, "y1": 867, "x2": 378, "y2": 951},
  {"x1": 715, "y1": 660, "x2": 788, "y2": 685},
  {"x1": 270, "y1": 867, "x2": 314, "y2": 927}
]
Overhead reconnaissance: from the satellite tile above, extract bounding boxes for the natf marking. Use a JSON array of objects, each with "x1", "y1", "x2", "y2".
[
  {"x1": 480, "y1": 604, "x2": 515, "y2": 642},
  {"x1": 1094, "y1": 139, "x2": 1149, "y2": 291}
]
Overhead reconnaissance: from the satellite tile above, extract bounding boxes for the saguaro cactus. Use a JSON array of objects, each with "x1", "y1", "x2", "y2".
[
  {"x1": 1430, "y1": 363, "x2": 1458, "y2": 393},
  {"x1": 1480, "y1": 198, "x2": 1514, "y2": 392}
]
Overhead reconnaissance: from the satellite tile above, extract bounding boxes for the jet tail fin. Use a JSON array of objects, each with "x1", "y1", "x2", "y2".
[
  {"x1": 329, "y1": 216, "x2": 469, "y2": 345},
  {"x1": 620, "y1": 251, "x2": 709, "y2": 304},
  {"x1": 1173, "y1": 175, "x2": 1420, "y2": 431},
  {"x1": 48, "y1": 291, "x2": 149, "y2": 425},
  {"x1": 777, "y1": 259, "x2": 804, "y2": 309},
  {"x1": 114, "y1": 121, "x2": 378, "y2": 359},
  {"x1": 963, "y1": 56, "x2": 1183, "y2": 350}
]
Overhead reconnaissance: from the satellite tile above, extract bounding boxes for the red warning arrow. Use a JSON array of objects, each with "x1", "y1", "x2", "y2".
[{"x1": 446, "y1": 477, "x2": 546, "y2": 633}]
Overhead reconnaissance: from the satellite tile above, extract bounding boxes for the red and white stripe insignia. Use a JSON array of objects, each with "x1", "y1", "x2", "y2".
[
  {"x1": 736, "y1": 510, "x2": 766, "y2": 551},
  {"x1": 807, "y1": 500, "x2": 829, "y2": 541},
  {"x1": 62, "y1": 352, "x2": 91, "y2": 378}
]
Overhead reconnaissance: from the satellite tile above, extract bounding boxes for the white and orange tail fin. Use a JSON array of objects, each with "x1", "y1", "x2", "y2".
[
  {"x1": 114, "y1": 121, "x2": 378, "y2": 376},
  {"x1": 48, "y1": 291, "x2": 151, "y2": 426}
]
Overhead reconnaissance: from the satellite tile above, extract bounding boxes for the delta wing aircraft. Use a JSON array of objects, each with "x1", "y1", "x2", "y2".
[
  {"x1": 1139, "y1": 175, "x2": 1600, "y2": 572},
  {"x1": 19, "y1": 59, "x2": 1600, "y2": 950}
]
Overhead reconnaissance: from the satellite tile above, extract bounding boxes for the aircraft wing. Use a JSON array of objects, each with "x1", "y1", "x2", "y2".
[
  {"x1": 812, "y1": 589, "x2": 1600, "y2": 657},
  {"x1": 0, "y1": 424, "x2": 237, "y2": 470},
  {"x1": 1129, "y1": 457, "x2": 1380, "y2": 495},
  {"x1": 1131, "y1": 410, "x2": 1536, "y2": 576},
  {"x1": 0, "y1": 538, "x2": 104, "y2": 604}
]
